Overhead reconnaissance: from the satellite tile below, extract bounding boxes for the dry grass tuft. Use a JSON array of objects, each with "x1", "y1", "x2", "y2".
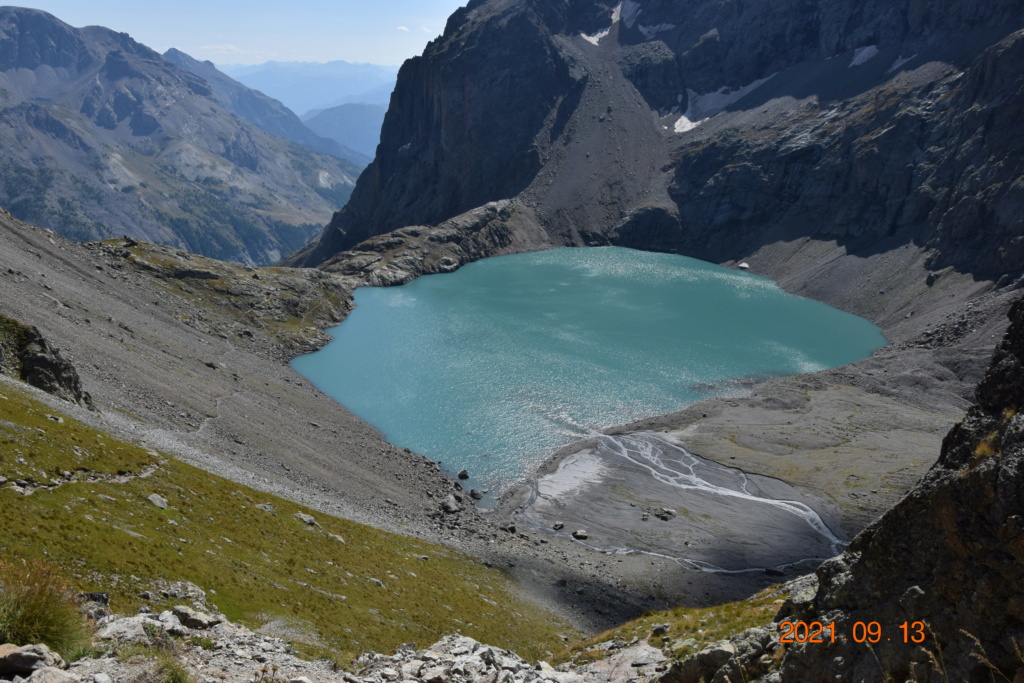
[{"x1": 0, "y1": 557, "x2": 90, "y2": 656}]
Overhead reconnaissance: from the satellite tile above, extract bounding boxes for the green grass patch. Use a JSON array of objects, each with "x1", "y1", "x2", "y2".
[
  {"x1": 553, "y1": 588, "x2": 786, "y2": 667},
  {"x1": 0, "y1": 382, "x2": 575, "y2": 663}
]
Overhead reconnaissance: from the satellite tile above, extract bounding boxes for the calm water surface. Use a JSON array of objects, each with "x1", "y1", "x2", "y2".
[{"x1": 292, "y1": 247, "x2": 886, "y2": 498}]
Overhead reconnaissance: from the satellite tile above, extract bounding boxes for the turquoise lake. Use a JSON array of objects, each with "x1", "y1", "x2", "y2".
[{"x1": 291, "y1": 247, "x2": 887, "y2": 499}]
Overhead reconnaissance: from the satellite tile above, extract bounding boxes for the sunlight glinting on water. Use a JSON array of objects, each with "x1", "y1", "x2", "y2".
[{"x1": 292, "y1": 247, "x2": 887, "y2": 496}]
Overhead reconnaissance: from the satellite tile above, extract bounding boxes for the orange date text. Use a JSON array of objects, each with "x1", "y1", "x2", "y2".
[{"x1": 778, "y1": 621, "x2": 927, "y2": 645}]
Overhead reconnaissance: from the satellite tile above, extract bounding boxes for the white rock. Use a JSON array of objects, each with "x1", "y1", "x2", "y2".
[
  {"x1": 96, "y1": 616, "x2": 148, "y2": 641},
  {"x1": 146, "y1": 493, "x2": 168, "y2": 509},
  {"x1": 25, "y1": 668, "x2": 77, "y2": 683}
]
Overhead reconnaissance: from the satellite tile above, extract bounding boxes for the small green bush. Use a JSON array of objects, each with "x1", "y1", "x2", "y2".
[
  {"x1": 0, "y1": 558, "x2": 90, "y2": 656},
  {"x1": 155, "y1": 657, "x2": 193, "y2": 683}
]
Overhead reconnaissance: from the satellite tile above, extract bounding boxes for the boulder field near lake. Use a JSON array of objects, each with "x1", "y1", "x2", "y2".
[{"x1": 0, "y1": 0, "x2": 1024, "y2": 681}]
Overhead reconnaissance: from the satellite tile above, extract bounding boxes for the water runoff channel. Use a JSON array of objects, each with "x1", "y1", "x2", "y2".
[
  {"x1": 511, "y1": 430, "x2": 848, "y2": 574},
  {"x1": 292, "y1": 247, "x2": 885, "y2": 574}
]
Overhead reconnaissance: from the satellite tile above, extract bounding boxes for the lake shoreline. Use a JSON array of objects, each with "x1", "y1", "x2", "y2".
[
  {"x1": 292, "y1": 246, "x2": 889, "y2": 499},
  {"x1": 480, "y1": 343, "x2": 975, "y2": 624},
  {"x1": 299, "y1": 227, "x2": 1018, "y2": 631}
]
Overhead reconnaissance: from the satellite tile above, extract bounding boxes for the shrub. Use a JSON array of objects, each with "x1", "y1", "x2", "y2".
[{"x1": 0, "y1": 558, "x2": 90, "y2": 656}]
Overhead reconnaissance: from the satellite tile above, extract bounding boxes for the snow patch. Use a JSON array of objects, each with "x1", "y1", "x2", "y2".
[
  {"x1": 581, "y1": 2, "x2": 643, "y2": 45},
  {"x1": 534, "y1": 449, "x2": 611, "y2": 500},
  {"x1": 580, "y1": 1, "x2": 621, "y2": 45},
  {"x1": 621, "y1": 0, "x2": 642, "y2": 29},
  {"x1": 886, "y1": 54, "x2": 918, "y2": 74},
  {"x1": 639, "y1": 23, "x2": 675, "y2": 41},
  {"x1": 610, "y1": 1, "x2": 623, "y2": 24},
  {"x1": 674, "y1": 74, "x2": 776, "y2": 134},
  {"x1": 849, "y1": 45, "x2": 879, "y2": 67},
  {"x1": 674, "y1": 115, "x2": 698, "y2": 134}
]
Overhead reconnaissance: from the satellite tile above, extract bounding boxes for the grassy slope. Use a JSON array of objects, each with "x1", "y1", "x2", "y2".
[
  {"x1": 0, "y1": 380, "x2": 574, "y2": 663},
  {"x1": 554, "y1": 588, "x2": 787, "y2": 668}
]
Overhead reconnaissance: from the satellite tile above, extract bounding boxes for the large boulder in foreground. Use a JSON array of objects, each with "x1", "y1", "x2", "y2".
[{"x1": 0, "y1": 313, "x2": 93, "y2": 409}]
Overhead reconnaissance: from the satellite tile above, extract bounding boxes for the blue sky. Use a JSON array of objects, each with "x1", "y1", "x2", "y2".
[{"x1": 20, "y1": 1, "x2": 468, "y2": 66}]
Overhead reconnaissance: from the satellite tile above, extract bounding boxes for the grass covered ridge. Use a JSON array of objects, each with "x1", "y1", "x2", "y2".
[
  {"x1": 0, "y1": 380, "x2": 575, "y2": 663},
  {"x1": 111, "y1": 239, "x2": 353, "y2": 351},
  {"x1": 554, "y1": 588, "x2": 787, "y2": 667}
]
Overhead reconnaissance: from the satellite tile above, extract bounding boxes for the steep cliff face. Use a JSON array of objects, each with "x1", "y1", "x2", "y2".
[
  {"x1": 295, "y1": 0, "x2": 586, "y2": 264},
  {"x1": 294, "y1": 0, "x2": 1024, "y2": 302},
  {"x1": 0, "y1": 8, "x2": 360, "y2": 265},
  {"x1": 770, "y1": 295, "x2": 1024, "y2": 681}
]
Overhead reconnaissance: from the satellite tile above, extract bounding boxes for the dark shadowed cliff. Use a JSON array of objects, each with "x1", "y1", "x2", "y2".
[{"x1": 292, "y1": 0, "x2": 1024, "y2": 315}]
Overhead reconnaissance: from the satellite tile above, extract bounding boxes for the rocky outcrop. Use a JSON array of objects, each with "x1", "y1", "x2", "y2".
[
  {"x1": 639, "y1": 297, "x2": 1024, "y2": 681},
  {"x1": 59, "y1": 603, "x2": 665, "y2": 683},
  {"x1": 0, "y1": 313, "x2": 93, "y2": 409},
  {"x1": 0, "y1": 644, "x2": 66, "y2": 678},
  {"x1": 19, "y1": 326, "x2": 94, "y2": 410},
  {"x1": 759, "y1": 294, "x2": 1024, "y2": 681},
  {"x1": 313, "y1": 200, "x2": 541, "y2": 286},
  {"x1": 0, "y1": 7, "x2": 361, "y2": 265}
]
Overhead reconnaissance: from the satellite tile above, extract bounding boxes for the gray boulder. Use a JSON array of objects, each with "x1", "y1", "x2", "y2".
[
  {"x1": 294, "y1": 512, "x2": 318, "y2": 526},
  {"x1": 146, "y1": 493, "x2": 168, "y2": 509},
  {"x1": 172, "y1": 605, "x2": 222, "y2": 629},
  {"x1": 25, "y1": 668, "x2": 78, "y2": 682},
  {"x1": 661, "y1": 641, "x2": 735, "y2": 683},
  {"x1": 0, "y1": 644, "x2": 66, "y2": 676},
  {"x1": 442, "y1": 494, "x2": 462, "y2": 514}
]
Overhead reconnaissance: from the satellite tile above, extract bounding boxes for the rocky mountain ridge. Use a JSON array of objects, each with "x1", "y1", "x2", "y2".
[
  {"x1": 292, "y1": 0, "x2": 1024, "y2": 332},
  {"x1": 0, "y1": 7, "x2": 361, "y2": 265},
  {"x1": 162, "y1": 48, "x2": 370, "y2": 166}
]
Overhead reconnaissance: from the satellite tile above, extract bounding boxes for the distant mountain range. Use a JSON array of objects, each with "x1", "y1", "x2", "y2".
[
  {"x1": 0, "y1": 7, "x2": 363, "y2": 265},
  {"x1": 219, "y1": 60, "x2": 398, "y2": 116},
  {"x1": 303, "y1": 103, "x2": 387, "y2": 159}
]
